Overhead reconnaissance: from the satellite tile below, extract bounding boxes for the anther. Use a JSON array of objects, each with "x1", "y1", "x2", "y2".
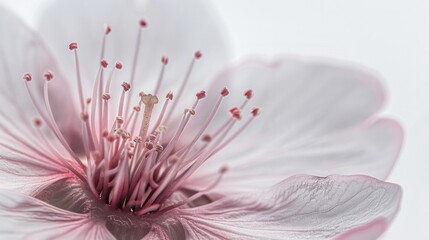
[
  {"x1": 107, "y1": 134, "x2": 116, "y2": 142},
  {"x1": 229, "y1": 107, "x2": 241, "y2": 120},
  {"x1": 122, "y1": 82, "x2": 131, "y2": 91},
  {"x1": 69, "y1": 42, "x2": 78, "y2": 50},
  {"x1": 145, "y1": 141, "x2": 154, "y2": 150},
  {"x1": 86, "y1": 98, "x2": 92, "y2": 104},
  {"x1": 251, "y1": 107, "x2": 260, "y2": 117},
  {"x1": 23, "y1": 73, "x2": 32, "y2": 81},
  {"x1": 169, "y1": 155, "x2": 179, "y2": 164},
  {"x1": 162, "y1": 56, "x2": 169, "y2": 65},
  {"x1": 133, "y1": 106, "x2": 141, "y2": 112},
  {"x1": 104, "y1": 24, "x2": 111, "y2": 35},
  {"x1": 202, "y1": 134, "x2": 212, "y2": 142},
  {"x1": 166, "y1": 91, "x2": 174, "y2": 100},
  {"x1": 155, "y1": 144, "x2": 164, "y2": 153},
  {"x1": 139, "y1": 19, "x2": 148, "y2": 28},
  {"x1": 116, "y1": 116, "x2": 124, "y2": 124},
  {"x1": 33, "y1": 117, "x2": 42, "y2": 127},
  {"x1": 194, "y1": 51, "x2": 202, "y2": 59},
  {"x1": 43, "y1": 71, "x2": 54, "y2": 81},
  {"x1": 221, "y1": 87, "x2": 229, "y2": 96},
  {"x1": 102, "y1": 93, "x2": 111, "y2": 101},
  {"x1": 244, "y1": 89, "x2": 253, "y2": 99},
  {"x1": 148, "y1": 134, "x2": 157, "y2": 141},
  {"x1": 81, "y1": 112, "x2": 89, "y2": 121},
  {"x1": 101, "y1": 59, "x2": 108, "y2": 68},
  {"x1": 219, "y1": 165, "x2": 229, "y2": 174},
  {"x1": 115, "y1": 61, "x2": 123, "y2": 69},
  {"x1": 102, "y1": 130, "x2": 109, "y2": 138},
  {"x1": 185, "y1": 108, "x2": 196, "y2": 115},
  {"x1": 196, "y1": 90, "x2": 206, "y2": 100}
]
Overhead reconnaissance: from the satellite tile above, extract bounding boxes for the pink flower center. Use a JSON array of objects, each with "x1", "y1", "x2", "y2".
[{"x1": 23, "y1": 20, "x2": 259, "y2": 215}]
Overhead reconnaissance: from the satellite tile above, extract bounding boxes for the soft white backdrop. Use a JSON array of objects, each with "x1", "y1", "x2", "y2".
[{"x1": 0, "y1": 1, "x2": 427, "y2": 239}]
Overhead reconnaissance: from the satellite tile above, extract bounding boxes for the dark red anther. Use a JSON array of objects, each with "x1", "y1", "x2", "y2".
[
  {"x1": 107, "y1": 134, "x2": 116, "y2": 142},
  {"x1": 221, "y1": 87, "x2": 229, "y2": 96},
  {"x1": 23, "y1": 73, "x2": 32, "y2": 81},
  {"x1": 102, "y1": 130, "x2": 109, "y2": 138},
  {"x1": 104, "y1": 24, "x2": 111, "y2": 35},
  {"x1": 155, "y1": 144, "x2": 164, "y2": 153},
  {"x1": 229, "y1": 107, "x2": 241, "y2": 120},
  {"x1": 202, "y1": 134, "x2": 212, "y2": 142},
  {"x1": 251, "y1": 107, "x2": 260, "y2": 117},
  {"x1": 122, "y1": 82, "x2": 131, "y2": 91},
  {"x1": 81, "y1": 112, "x2": 89, "y2": 121},
  {"x1": 33, "y1": 117, "x2": 42, "y2": 127},
  {"x1": 102, "y1": 93, "x2": 111, "y2": 101},
  {"x1": 43, "y1": 71, "x2": 54, "y2": 81},
  {"x1": 69, "y1": 42, "x2": 78, "y2": 50},
  {"x1": 145, "y1": 141, "x2": 154, "y2": 150},
  {"x1": 162, "y1": 56, "x2": 169, "y2": 65},
  {"x1": 166, "y1": 91, "x2": 174, "y2": 100},
  {"x1": 139, "y1": 19, "x2": 147, "y2": 28},
  {"x1": 86, "y1": 98, "x2": 92, "y2": 104},
  {"x1": 219, "y1": 166, "x2": 229, "y2": 174},
  {"x1": 244, "y1": 89, "x2": 253, "y2": 99},
  {"x1": 115, "y1": 61, "x2": 123, "y2": 70},
  {"x1": 194, "y1": 51, "x2": 202, "y2": 59},
  {"x1": 196, "y1": 90, "x2": 206, "y2": 99},
  {"x1": 101, "y1": 59, "x2": 108, "y2": 68},
  {"x1": 133, "y1": 106, "x2": 141, "y2": 112}
]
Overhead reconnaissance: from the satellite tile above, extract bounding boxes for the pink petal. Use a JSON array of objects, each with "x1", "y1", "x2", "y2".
[
  {"x1": 209, "y1": 56, "x2": 386, "y2": 148},
  {"x1": 185, "y1": 57, "x2": 402, "y2": 194},
  {"x1": 0, "y1": 189, "x2": 115, "y2": 239},
  {"x1": 141, "y1": 225, "x2": 170, "y2": 240},
  {"x1": 180, "y1": 175, "x2": 401, "y2": 240},
  {"x1": 188, "y1": 118, "x2": 402, "y2": 195},
  {"x1": 0, "y1": 7, "x2": 79, "y2": 194},
  {"x1": 333, "y1": 218, "x2": 388, "y2": 240},
  {"x1": 37, "y1": 0, "x2": 230, "y2": 104},
  {"x1": 0, "y1": 155, "x2": 70, "y2": 196}
]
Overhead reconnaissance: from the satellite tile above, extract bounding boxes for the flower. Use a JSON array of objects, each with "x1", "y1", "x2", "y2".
[{"x1": 0, "y1": 0, "x2": 403, "y2": 239}]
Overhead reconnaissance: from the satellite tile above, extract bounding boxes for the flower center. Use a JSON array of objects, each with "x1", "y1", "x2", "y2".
[{"x1": 23, "y1": 20, "x2": 259, "y2": 215}]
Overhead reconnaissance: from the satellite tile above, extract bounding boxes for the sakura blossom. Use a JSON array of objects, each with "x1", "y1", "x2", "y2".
[{"x1": 0, "y1": 0, "x2": 403, "y2": 239}]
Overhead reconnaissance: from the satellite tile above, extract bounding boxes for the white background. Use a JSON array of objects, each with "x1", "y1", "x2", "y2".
[{"x1": 1, "y1": 1, "x2": 427, "y2": 239}]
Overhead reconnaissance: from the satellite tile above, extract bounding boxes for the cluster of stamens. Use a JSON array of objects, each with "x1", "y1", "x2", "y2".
[{"x1": 21, "y1": 20, "x2": 259, "y2": 215}]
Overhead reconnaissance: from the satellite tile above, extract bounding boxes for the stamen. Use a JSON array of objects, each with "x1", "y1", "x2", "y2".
[
  {"x1": 163, "y1": 51, "x2": 202, "y2": 124},
  {"x1": 23, "y1": 22, "x2": 261, "y2": 215},
  {"x1": 154, "y1": 56, "x2": 168, "y2": 95}
]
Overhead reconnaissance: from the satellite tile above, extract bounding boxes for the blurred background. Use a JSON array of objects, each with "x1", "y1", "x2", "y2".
[{"x1": 1, "y1": 0, "x2": 428, "y2": 239}]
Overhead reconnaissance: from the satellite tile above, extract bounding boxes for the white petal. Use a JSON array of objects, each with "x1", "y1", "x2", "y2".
[
  {"x1": 180, "y1": 175, "x2": 401, "y2": 240},
  {"x1": 0, "y1": 189, "x2": 115, "y2": 239},
  {"x1": 188, "y1": 118, "x2": 402, "y2": 195},
  {"x1": 208, "y1": 56, "x2": 386, "y2": 148},
  {"x1": 333, "y1": 218, "x2": 388, "y2": 240},
  {"x1": 185, "y1": 57, "x2": 402, "y2": 194}
]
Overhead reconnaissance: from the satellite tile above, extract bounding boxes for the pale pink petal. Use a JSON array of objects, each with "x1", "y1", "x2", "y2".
[
  {"x1": 0, "y1": 189, "x2": 115, "y2": 239},
  {"x1": 37, "y1": 0, "x2": 230, "y2": 103},
  {"x1": 0, "y1": 155, "x2": 71, "y2": 196},
  {"x1": 179, "y1": 175, "x2": 401, "y2": 240},
  {"x1": 0, "y1": 6, "x2": 81, "y2": 152},
  {"x1": 208, "y1": 56, "x2": 386, "y2": 149},
  {"x1": 187, "y1": 118, "x2": 402, "y2": 195},
  {"x1": 333, "y1": 218, "x2": 388, "y2": 240},
  {"x1": 141, "y1": 225, "x2": 170, "y2": 240}
]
